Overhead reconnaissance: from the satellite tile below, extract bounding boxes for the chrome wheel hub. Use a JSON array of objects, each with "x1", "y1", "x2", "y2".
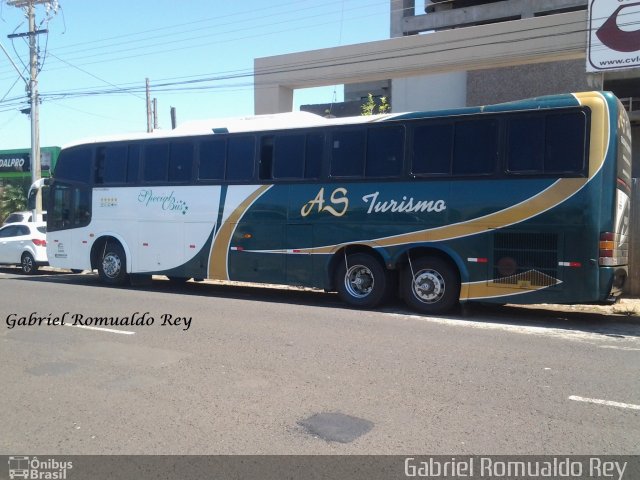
[
  {"x1": 345, "y1": 264, "x2": 374, "y2": 298},
  {"x1": 413, "y1": 269, "x2": 445, "y2": 304},
  {"x1": 102, "y1": 253, "x2": 121, "y2": 278}
]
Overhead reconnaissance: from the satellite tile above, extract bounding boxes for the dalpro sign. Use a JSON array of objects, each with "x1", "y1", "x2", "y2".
[{"x1": 588, "y1": 0, "x2": 640, "y2": 71}]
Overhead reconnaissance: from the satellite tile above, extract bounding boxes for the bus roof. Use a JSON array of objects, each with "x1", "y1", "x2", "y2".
[{"x1": 60, "y1": 91, "x2": 613, "y2": 150}]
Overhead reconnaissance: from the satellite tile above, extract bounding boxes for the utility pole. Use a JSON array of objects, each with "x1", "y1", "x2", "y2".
[
  {"x1": 170, "y1": 107, "x2": 177, "y2": 130},
  {"x1": 153, "y1": 98, "x2": 158, "y2": 130},
  {"x1": 145, "y1": 78, "x2": 152, "y2": 133},
  {"x1": 6, "y1": 0, "x2": 53, "y2": 220},
  {"x1": 28, "y1": 1, "x2": 40, "y2": 215}
]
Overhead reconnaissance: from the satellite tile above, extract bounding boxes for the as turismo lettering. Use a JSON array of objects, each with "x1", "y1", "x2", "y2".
[{"x1": 362, "y1": 191, "x2": 446, "y2": 214}]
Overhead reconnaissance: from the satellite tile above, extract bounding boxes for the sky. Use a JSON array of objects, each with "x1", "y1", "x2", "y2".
[{"x1": 0, "y1": 0, "x2": 393, "y2": 150}]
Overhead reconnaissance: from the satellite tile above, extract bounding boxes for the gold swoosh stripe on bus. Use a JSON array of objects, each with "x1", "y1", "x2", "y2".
[
  {"x1": 291, "y1": 92, "x2": 610, "y2": 256},
  {"x1": 460, "y1": 274, "x2": 562, "y2": 301},
  {"x1": 209, "y1": 185, "x2": 272, "y2": 280}
]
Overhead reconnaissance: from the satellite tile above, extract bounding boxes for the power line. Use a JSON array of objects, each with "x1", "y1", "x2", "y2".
[{"x1": 24, "y1": 15, "x2": 596, "y2": 103}]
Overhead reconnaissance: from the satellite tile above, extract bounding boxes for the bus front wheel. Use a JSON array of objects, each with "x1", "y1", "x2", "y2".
[
  {"x1": 98, "y1": 242, "x2": 129, "y2": 286},
  {"x1": 335, "y1": 253, "x2": 388, "y2": 309},
  {"x1": 402, "y1": 256, "x2": 459, "y2": 314}
]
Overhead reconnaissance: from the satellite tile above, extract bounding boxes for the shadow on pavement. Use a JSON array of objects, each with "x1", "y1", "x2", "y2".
[{"x1": 3, "y1": 268, "x2": 639, "y2": 339}]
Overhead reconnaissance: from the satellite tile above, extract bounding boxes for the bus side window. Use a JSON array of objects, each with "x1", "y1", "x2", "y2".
[
  {"x1": 95, "y1": 145, "x2": 128, "y2": 184},
  {"x1": 198, "y1": 139, "x2": 226, "y2": 181},
  {"x1": 273, "y1": 134, "x2": 305, "y2": 179},
  {"x1": 55, "y1": 147, "x2": 92, "y2": 183},
  {"x1": 127, "y1": 144, "x2": 140, "y2": 184},
  {"x1": 259, "y1": 136, "x2": 274, "y2": 180},
  {"x1": 412, "y1": 123, "x2": 452, "y2": 176},
  {"x1": 545, "y1": 112, "x2": 586, "y2": 174},
  {"x1": 143, "y1": 143, "x2": 169, "y2": 183},
  {"x1": 169, "y1": 141, "x2": 194, "y2": 182},
  {"x1": 304, "y1": 133, "x2": 324, "y2": 179},
  {"x1": 453, "y1": 119, "x2": 498, "y2": 175},
  {"x1": 366, "y1": 125, "x2": 404, "y2": 177},
  {"x1": 507, "y1": 115, "x2": 545, "y2": 173},
  {"x1": 330, "y1": 129, "x2": 365, "y2": 177},
  {"x1": 226, "y1": 136, "x2": 255, "y2": 181}
]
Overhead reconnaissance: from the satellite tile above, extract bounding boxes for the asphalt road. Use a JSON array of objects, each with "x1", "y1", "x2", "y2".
[{"x1": 1, "y1": 268, "x2": 639, "y2": 455}]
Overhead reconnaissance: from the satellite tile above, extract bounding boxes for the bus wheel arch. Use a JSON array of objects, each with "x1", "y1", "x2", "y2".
[
  {"x1": 91, "y1": 236, "x2": 130, "y2": 286},
  {"x1": 398, "y1": 248, "x2": 462, "y2": 314},
  {"x1": 330, "y1": 246, "x2": 396, "y2": 308}
]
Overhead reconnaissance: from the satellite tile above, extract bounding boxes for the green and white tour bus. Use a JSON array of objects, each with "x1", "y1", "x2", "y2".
[{"x1": 44, "y1": 91, "x2": 631, "y2": 313}]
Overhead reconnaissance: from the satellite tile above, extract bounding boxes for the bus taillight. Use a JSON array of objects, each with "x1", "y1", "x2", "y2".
[{"x1": 599, "y1": 232, "x2": 627, "y2": 266}]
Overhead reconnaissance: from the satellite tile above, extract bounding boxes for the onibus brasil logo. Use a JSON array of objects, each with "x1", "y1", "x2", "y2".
[{"x1": 8, "y1": 456, "x2": 73, "y2": 479}]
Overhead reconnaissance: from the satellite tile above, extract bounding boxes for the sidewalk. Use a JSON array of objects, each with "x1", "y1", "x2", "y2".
[{"x1": 520, "y1": 297, "x2": 640, "y2": 317}]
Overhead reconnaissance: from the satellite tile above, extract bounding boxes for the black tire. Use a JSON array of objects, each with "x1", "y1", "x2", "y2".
[
  {"x1": 21, "y1": 252, "x2": 38, "y2": 274},
  {"x1": 335, "y1": 253, "x2": 389, "y2": 309},
  {"x1": 402, "y1": 256, "x2": 460, "y2": 314},
  {"x1": 98, "y1": 242, "x2": 129, "y2": 286}
]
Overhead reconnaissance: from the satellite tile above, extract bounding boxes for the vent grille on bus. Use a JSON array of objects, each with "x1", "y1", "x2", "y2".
[{"x1": 493, "y1": 232, "x2": 559, "y2": 287}]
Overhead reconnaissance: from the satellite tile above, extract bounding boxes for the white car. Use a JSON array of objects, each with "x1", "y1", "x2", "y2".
[
  {"x1": 2, "y1": 210, "x2": 46, "y2": 226},
  {"x1": 0, "y1": 221, "x2": 48, "y2": 274}
]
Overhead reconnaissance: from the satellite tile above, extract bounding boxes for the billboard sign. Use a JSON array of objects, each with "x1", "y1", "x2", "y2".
[
  {"x1": 0, "y1": 151, "x2": 51, "y2": 176},
  {"x1": 587, "y1": 0, "x2": 640, "y2": 71}
]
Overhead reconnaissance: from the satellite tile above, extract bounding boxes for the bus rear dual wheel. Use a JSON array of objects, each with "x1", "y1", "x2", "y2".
[
  {"x1": 336, "y1": 253, "x2": 459, "y2": 314},
  {"x1": 401, "y1": 257, "x2": 459, "y2": 314}
]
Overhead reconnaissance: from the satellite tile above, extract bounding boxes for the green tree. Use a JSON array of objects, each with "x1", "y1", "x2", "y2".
[
  {"x1": 361, "y1": 93, "x2": 390, "y2": 116},
  {"x1": 0, "y1": 183, "x2": 28, "y2": 223}
]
